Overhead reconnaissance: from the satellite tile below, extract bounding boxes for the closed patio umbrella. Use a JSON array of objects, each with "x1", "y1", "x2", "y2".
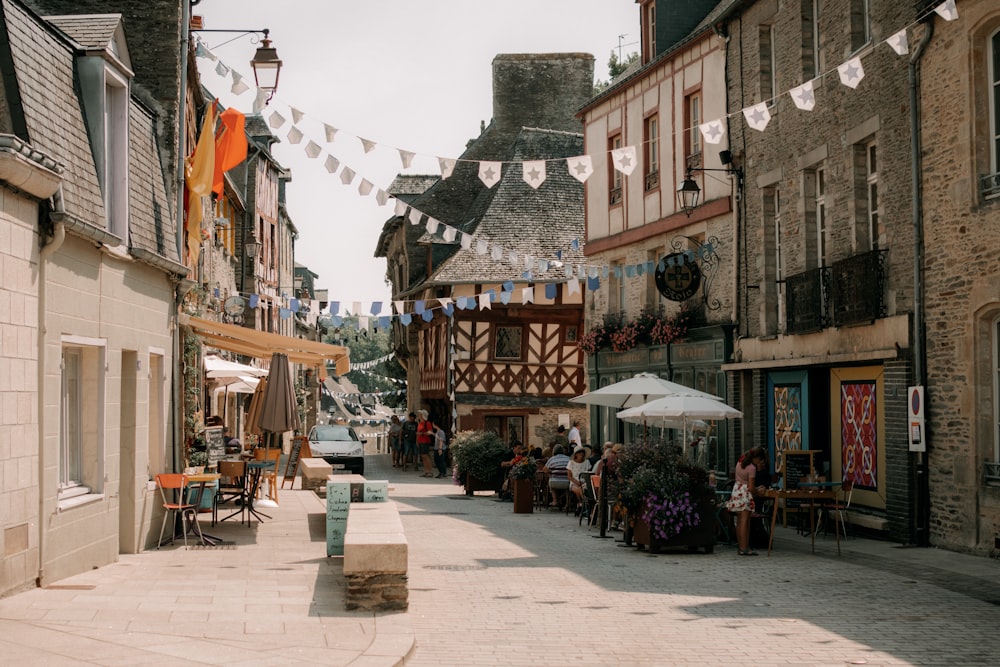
[{"x1": 246, "y1": 376, "x2": 268, "y2": 438}]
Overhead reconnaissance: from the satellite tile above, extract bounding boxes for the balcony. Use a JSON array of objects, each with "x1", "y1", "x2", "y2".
[
  {"x1": 783, "y1": 248, "x2": 887, "y2": 333},
  {"x1": 609, "y1": 186, "x2": 623, "y2": 206},
  {"x1": 785, "y1": 267, "x2": 831, "y2": 334}
]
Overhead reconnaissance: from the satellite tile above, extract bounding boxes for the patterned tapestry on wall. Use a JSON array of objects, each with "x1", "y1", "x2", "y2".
[
  {"x1": 772, "y1": 385, "x2": 802, "y2": 475},
  {"x1": 841, "y1": 381, "x2": 877, "y2": 490}
]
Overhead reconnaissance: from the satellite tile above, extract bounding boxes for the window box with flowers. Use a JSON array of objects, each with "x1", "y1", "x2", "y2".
[
  {"x1": 579, "y1": 307, "x2": 692, "y2": 356},
  {"x1": 617, "y1": 440, "x2": 716, "y2": 554}
]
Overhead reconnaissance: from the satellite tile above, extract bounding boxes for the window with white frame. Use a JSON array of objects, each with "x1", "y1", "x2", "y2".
[
  {"x1": 686, "y1": 92, "x2": 702, "y2": 161},
  {"x1": 762, "y1": 187, "x2": 783, "y2": 334},
  {"x1": 804, "y1": 165, "x2": 828, "y2": 269},
  {"x1": 850, "y1": 0, "x2": 871, "y2": 52},
  {"x1": 60, "y1": 339, "x2": 106, "y2": 504},
  {"x1": 644, "y1": 114, "x2": 659, "y2": 191},
  {"x1": 609, "y1": 134, "x2": 623, "y2": 206},
  {"x1": 802, "y1": 0, "x2": 821, "y2": 79},
  {"x1": 990, "y1": 29, "x2": 1000, "y2": 180},
  {"x1": 865, "y1": 141, "x2": 879, "y2": 250},
  {"x1": 643, "y1": 1, "x2": 656, "y2": 63},
  {"x1": 759, "y1": 24, "x2": 776, "y2": 105},
  {"x1": 774, "y1": 190, "x2": 785, "y2": 332},
  {"x1": 104, "y1": 69, "x2": 129, "y2": 241},
  {"x1": 609, "y1": 261, "x2": 625, "y2": 315}
]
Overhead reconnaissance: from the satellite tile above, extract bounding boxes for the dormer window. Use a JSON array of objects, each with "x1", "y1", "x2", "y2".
[{"x1": 103, "y1": 67, "x2": 129, "y2": 240}]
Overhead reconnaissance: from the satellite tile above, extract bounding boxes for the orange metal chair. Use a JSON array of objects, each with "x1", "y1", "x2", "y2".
[
  {"x1": 156, "y1": 473, "x2": 202, "y2": 548},
  {"x1": 253, "y1": 448, "x2": 281, "y2": 503}
]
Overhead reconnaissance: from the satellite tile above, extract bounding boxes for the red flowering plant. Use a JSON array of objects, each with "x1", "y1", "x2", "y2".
[
  {"x1": 610, "y1": 321, "x2": 640, "y2": 352},
  {"x1": 578, "y1": 325, "x2": 607, "y2": 355}
]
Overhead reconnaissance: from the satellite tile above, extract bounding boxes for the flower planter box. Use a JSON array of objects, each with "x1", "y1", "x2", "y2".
[
  {"x1": 464, "y1": 471, "x2": 504, "y2": 496},
  {"x1": 631, "y1": 493, "x2": 717, "y2": 554},
  {"x1": 512, "y1": 478, "x2": 534, "y2": 513}
]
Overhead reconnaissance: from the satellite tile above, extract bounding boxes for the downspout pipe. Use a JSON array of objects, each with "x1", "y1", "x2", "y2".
[
  {"x1": 172, "y1": 0, "x2": 192, "y2": 473},
  {"x1": 909, "y1": 17, "x2": 933, "y2": 547},
  {"x1": 36, "y1": 185, "x2": 65, "y2": 587}
]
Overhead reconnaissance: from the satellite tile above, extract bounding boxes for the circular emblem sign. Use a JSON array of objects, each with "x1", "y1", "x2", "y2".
[
  {"x1": 655, "y1": 253, "x2": 702, "y2": 302},
  {"x1": 223, "y1": 295, "x2": 246, "y2": 316}
]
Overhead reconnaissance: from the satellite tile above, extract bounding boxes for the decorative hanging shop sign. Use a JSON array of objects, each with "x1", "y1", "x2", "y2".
[{"x1": 655, "y1": 253, "x2": 702, "y2": 302}]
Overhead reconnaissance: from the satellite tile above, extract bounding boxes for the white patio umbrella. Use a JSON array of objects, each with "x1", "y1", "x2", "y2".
[
  {"x1": 617, "y1": 395, "x2": 742, "y2": 465},
  {"x1": 204, "y1": 354, "x2": 268, "y2": 379},
  {"x1": 570, "y1": 372, "x2": 722, "y2": 409}
]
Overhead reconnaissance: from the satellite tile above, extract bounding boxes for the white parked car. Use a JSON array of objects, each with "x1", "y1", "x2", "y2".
[{"x1": 308, "y1": 424, "x2": 366, "y2": 475}]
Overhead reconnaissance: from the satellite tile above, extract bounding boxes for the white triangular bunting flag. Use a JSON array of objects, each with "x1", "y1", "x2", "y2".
[
  {"x1": 268, "y1": 111, "x2": 286, "y2": 129},
  {"x1": 742, "y1": 103, "x2": 771, "y2": 132},
  {"x1": 359, "y1": 137, "x2": 376, "y2": 154},
  {"x1": 838, "y1": 57, "x2": 865, "y2": 89},
  {"x1": 508, "y1": 250, "x2": 518, "y2": 265},
  {"x1": 611, "y1": 146, "x2": 638, "y2": 175},
  {"x1": 408, "y1": 208, "x2": 421, "y2": 225},
  {"x1": 522, "y1": 160, "x2": 546, "y2": 189},
  {"x1": 323, "y1": 123, "x2": 338, "y2": 143},
  {"x1": 522, "y1": 287, "x2": 534, "y2": 304},
  {"x1": 324, "y1": 155, "x2": 340, "y2": 173},
  {"x1": 475, "y1": 239, "x2": 489, "y2": 255},
  {"x1": 353, "y1": 302, "x2": 362, "y2": 317},
  {"x1": 252, "y1": 88, "x2": 269, "y2": 114},
  {"x1": 491, "y1": 245, "x2": 503, "y2": 261},
  {"x1": 438, "y1": 157, "x2": 456, "y2": 179},
  {"x1": 286, "y1": 126, "x2": 303, "y2": 144},
  {"x1": 460, "y1": 232, "x2": 472, "y2": 250},
  {"x1": 375, "y1": 189, "x2": 389, "y2": 206},
  {"x1": 478, "y1": 293, "x2": 492, "y2": 310},
  {"x1": 442, "y1": 226, "x2": 457, "y2": 243},
  {"x1": 437, "y1": 297, "x2": 452, "y2": 310},
  {"x1": 568, "y1": 279, "x2": 580, "y2": 295},
  {"x1": 290, "y1": 107, "x2": 304, "y2": 125},
  {"x1": 566, "y1": 155, "x2": 593, "y2": 183},
  {"x1": 425, "y1": 218, "x2": 439, "y2": 234},
  {"x1": 358, "y1": 179, "x2": 373, "y2": 196},
  {"x1": 790, "y1": 81, "x2": 816, "y2": 111},
  {"x1": 304, "y1": 141, "x2": 321, "y2": 158},
  {"x1": 230, "y1": 71, "x2": 249, "y2": 95},
  {"x1": 699, "y1": 120, "x2": 726, "y2": 145},
  {"x1": 393, "y1": 300, "x2": 405, "y2": 314},
  {"x1": 340, "y1": 166, "x2": 356, "y2": 185},
  {"x1": 934, "y1": 0, "x2": 957, "y2": 21},
  {"x1": 478, "y1": 161, "x2": 502, "y2": 188},
  {"x1": 398, "y1": 150, "x2": 415, "y2": 169},
  {"x1": 215, "y1": 61, "x2": 229, "y2": 77},
  {"x1": 395, "y1": 200, "x2": 407, "y2": 216},
  {"x1": 887, "y1": 29, "x2": 908, "y2": 55}
]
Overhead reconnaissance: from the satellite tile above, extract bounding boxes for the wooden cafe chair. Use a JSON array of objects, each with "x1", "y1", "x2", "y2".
[
  {"x1": 213, "y1": 459, "x2": 248, "y2": 526},
  {"x1": 253, "y1": 447, "x2": 281, "y2": 503},
  {"x1": 156, "y1": 473, "x2": 202, "y2": 548}
]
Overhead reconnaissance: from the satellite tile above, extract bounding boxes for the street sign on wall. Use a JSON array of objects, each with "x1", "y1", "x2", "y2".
[{"x1": 908, "y1": 386, "x2": 925, "y2": 452}]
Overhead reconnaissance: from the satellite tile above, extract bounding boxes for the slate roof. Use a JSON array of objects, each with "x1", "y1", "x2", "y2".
[
  {"x1": 45, "y1": 13, "x2": 121, "y2": 51},
  {"x1": 1, "y1": 0, "x2": 179, "y2": 266},
  {"x1": 2, "y1": 0, "x2": 106, "y2": 226},
  {"x1": 427, "y1": 127, "x2": 584, "y2": 285}
]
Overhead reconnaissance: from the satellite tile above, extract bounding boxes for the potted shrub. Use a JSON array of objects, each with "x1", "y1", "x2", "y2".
[
  {"x1": 451, "y1": 430, "x2": 508, "y2": 496},
  {"x1": 617, "y1": 440, "x2": 716, "y2": 554},
  {"x1": 508, "y1": 456, "x2": 537, "y2": 513}
]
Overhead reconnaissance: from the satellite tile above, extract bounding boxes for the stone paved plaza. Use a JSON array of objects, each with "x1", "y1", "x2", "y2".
[{"x1": 1, "y1": 453, "x2": 999, "y2": 665}]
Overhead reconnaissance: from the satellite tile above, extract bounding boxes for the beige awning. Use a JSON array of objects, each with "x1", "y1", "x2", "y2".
[{"x1": 181, "y1": 315, "x2": 350, "y2": 377}]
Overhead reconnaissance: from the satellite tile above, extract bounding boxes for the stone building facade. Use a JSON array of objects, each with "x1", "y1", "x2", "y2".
[
  {"x1": 719, "y1": 0, "x2": 923, "y2": 543},
  {"x1": 917, "y1": 0, "x2": 1000, "y2": 554}
]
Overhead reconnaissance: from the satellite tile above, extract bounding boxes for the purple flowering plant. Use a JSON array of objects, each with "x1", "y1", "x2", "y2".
[
  {"x1": 641, "y1": 490, "x2": 700, "y2": 541},
  {"x1": 618, "y1": 440, "x2": 711, "y2": 539}
]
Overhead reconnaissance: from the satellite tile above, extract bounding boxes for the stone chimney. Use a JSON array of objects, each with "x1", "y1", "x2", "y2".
[{"x1": 491, "y1": 53, "x2": 595, "y2": 133}]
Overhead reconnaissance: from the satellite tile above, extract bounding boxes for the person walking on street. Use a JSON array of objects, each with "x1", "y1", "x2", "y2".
[
  {"x1": 400, "y1": 412, "x2": 418, "y2": 472},
  {"x1": 388, "y1": 415, "x2": 403, "y2": 467},
  {"x1": 568, "y1": 420, "x2": 582, "y2": 448},
  {"x1": 417, "y1": 410, "x2": 435, "y2": 477},
  {"x1": 433, "y1": 419, "x2": 449, "y2": 478}
]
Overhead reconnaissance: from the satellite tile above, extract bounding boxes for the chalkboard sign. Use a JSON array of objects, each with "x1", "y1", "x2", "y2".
[
  {"x1": 782, "y1": 450, "x2": 816, "y2": 488},
  {"x1": 282, "y1": 436, "x2": 311, "y2": 488},
  {"x1": 205, "y1": 426, "x2": 225, "y2": 465}
]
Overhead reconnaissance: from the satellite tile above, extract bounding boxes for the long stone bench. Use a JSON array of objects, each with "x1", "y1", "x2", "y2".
[
  {"x1": 344, "y1": 500, "x2": 408, "y2": 611},
  {"x1": 326, "y1": 475, "x2": 408, "y2": 611},
  {"x1": 299, "y1": 457, "x2": 332, "y2": 491}
]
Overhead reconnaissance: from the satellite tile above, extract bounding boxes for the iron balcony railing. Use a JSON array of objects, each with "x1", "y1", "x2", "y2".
[
  {"x1": 785, "y1": 267, "x2": 831, "y2": 334},
  {"x1": 980, "y1": 172, "x2": 1000, "y2": 200},
  {"x1": 783, "y1": 248, "x2": 888, "y2": 333}
]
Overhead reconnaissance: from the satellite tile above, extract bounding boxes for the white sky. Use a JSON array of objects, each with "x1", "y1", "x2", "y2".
[{"x1": 194, "y1": 0, "x2": 640, "y2": 308}]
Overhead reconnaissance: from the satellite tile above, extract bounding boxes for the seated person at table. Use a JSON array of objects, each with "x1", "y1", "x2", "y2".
[
  {"x1": 544, "y1": 445, "x2": 571, "y2": 507},
  {"x1": 223, "y1": 427, "x2": 242, "y2": 456},
  {"x1": 567, "y1": 445, "x2": 592, "y2": 512}
]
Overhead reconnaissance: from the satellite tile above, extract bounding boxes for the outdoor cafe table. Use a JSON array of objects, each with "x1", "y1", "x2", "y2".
[
  {"x1": 184, "y1": 472, "x2": 222, "y2": 546},
  {"x1": 244, "y1": 460, "x2": 276, "y2": 522},
  {"x1": 762, "y1": 481, "x2": 841, "y2": 556}
]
